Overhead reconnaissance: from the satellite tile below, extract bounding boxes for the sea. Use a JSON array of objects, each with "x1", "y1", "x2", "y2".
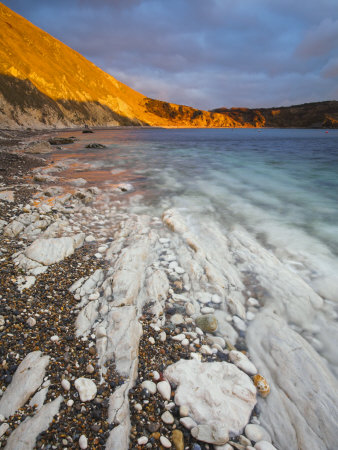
[{"x1": 50, "y1": 127, "x2": 338, "y2": 372}]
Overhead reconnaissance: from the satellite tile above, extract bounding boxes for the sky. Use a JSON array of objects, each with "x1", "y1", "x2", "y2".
[{"x1": 3, "y1": 0, "x2": 338, "y2": 110}]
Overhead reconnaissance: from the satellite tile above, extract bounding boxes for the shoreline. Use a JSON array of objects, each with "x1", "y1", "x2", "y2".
[{"x1": 0, "y1": 132, "x2": 337, "y2": 450}]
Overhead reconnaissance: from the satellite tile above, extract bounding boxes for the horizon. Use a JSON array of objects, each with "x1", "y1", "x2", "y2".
[{"x1": 2, "y1": 0, "x2": 338, "y2": 111}]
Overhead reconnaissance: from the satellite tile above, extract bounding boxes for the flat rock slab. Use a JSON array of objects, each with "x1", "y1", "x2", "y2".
[
  {"x1": 164, "y1": 359, "x2": 256, "y2": 445},
  {"x1": 0, "y1": 191, "x2": 14, "y2": 202},
  {"x1": 5, "y1": 396, "x2": 63, "y2": 449},
  {"x1": 25, "y1": 234, "x2": 85, "y2": 265},
  {"x1": 247, "y1": 310, "x2": 338, "y2": 450},
  {"x1": 0, "y1": 351, "x2": 49, "y2": 418}
]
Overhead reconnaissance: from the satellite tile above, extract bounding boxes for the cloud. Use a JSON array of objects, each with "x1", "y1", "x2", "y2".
[{"x1": 3, "y1": 0, "x2": 338, "y2": 108}]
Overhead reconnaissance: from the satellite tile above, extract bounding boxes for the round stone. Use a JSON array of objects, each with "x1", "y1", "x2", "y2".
[
  {"x1": 161, "y1": 411, "x2": 174, "y2": 424},
  {"x1": 160, "y1": 435, "x2": 172, "y2": 448},
  {"x1": 179, "y1": 405, "x2": 189, "y2": 417},
  {"x1": 195, "y1": 315, "x2": 218, "y2": 333},
  {"x1": 79, "y1": 435, "x2": 88, "y2": 449},
  {"x1": 137, "y1": 436, "x2": 148, "y2": 445},
  {"x1": 141, "y1": 380, "x2": 157, "y2": 395},
  {"x1": 157, "y1": 380, "x2": 171, "y2": 400},
  {"x1": 61, "y1": 379, "x2": 70, "y2": 391},
  {"x1": 245, "y1": 424, "x2": 271, "y2": 443},
  {"x1": 172, "y1": 429, "x2": 184, "y2": 450},
  {"x1": 254, "y1": 441, "x2": 277, "y2": 450}
]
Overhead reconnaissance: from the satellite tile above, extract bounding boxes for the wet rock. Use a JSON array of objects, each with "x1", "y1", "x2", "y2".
[
  {"x1": 172, "y1": 429, "x2": 184, "y2": 450},
  {"x1": 165, "y1": 359, "x2": 256, "y2": 445},
  {"x1": 245, "y1": 424, "x2": 271, "y2": 443},
  {"x1": 85, "y1": 143, "x2": 106, "y2": 148},
  {"x1": 254, "y1": 441, "x2": 277, "y2": 450},
  {"x1": 49, "y1": 137, "x2": 75, "y2": 145},
  {"x1": 74, "y1": 378, "x2": 97, "y2": 402},
  {"x1": 195, "y1": 314, "x2": 218, "y2": 333},
  {"x1": 229, "y1": 350, "x2": 257, "y2": 376}
]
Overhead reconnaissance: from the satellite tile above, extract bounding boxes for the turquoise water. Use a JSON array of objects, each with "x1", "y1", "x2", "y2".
[{"x1": 54, "y1": 128, "x2": 338, "y2": 302}]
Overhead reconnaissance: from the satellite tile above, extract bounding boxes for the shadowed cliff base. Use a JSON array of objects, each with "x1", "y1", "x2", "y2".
[
  {"x1": 212, "y1": 101, "x2": 338, "y2": 128},
  {"x1": 0, "y1": 74, "x2": 147, "y2": 129}
]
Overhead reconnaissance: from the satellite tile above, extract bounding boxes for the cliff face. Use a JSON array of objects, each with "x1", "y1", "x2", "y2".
[
  {"x1": 212, "y1": 101, "x2": 338, "y2": 128},
  {"x1": 0, "y1": 3, "x2": 242, "y2": 129}
]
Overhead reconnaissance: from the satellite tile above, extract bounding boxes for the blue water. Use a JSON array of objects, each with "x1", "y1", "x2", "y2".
[{"x1": 54, "y1": 128, "x2": 338, "y2": 300}]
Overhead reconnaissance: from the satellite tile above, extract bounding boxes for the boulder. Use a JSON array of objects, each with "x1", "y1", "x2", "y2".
[
  {"x1": 164, "y1": 359, "x2": 256, "y2": 445},
  {"x1": 24, "y1": 234, "x2": 85, "y2": 265}
]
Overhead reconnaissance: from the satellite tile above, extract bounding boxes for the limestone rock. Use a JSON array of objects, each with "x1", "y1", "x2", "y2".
[
  {"x1": 254, "y1": 441, "x2": 277, "y2": 450},
  {"x1": 141, "y1": 380, "x2": 156, "y2": 395},
  {"x1": 0, "y1": 351, "x2": 49, "y2": 418},
  {"x1": 5, "y1": 396, "x2": 63, "y2": 449},
  {"x1": 229, "y1": 350, "x2": 257, "y2": 376},
  {"x1": 24, "y1": 234, "x2": 85, "y2": 265},
  {"x1": 245, "y1": 424, "x2": 271, "y2": 443},
  {"x1": 247, "y1": 310, "x2": 338, "y2": 450},
  {"x1": 74, "y1": 378, "x2": 97, "y2": 402},
  {"x1": 157, "y1": 380, "x2": 171, "y2": 401},
  {"x1": 164, "y1": 359, "x2": 256, "y2": 445}
]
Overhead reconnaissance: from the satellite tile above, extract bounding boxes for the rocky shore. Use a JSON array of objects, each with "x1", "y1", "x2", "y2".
[{"x1": 0, "y1": 131, "x2": 337, "y2": 450}]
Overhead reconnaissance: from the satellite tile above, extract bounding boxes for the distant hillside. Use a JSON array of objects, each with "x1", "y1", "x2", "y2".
[
  {"x1": 212, "y1": 101, "x2": 338, "y2": 128},
  {"x1": 0, "y1": 3, "x2": 241, "y2": 129}
]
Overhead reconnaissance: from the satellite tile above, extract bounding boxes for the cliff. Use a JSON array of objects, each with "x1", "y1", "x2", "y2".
[
  {"x1": 0, "y1": 3, "x2": 240, "y2": 129},
  {"x1": 212, "y1": 101, "x2": 338, "y2": 128}
]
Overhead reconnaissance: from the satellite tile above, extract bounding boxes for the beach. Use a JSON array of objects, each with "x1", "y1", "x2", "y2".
[{"x1": 0, "y1": 128, "x2": 337, "y2": 450}]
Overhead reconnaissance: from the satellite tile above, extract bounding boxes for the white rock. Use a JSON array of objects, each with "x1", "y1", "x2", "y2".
[
  {"x1": 161, "y1": 410, "x2": 174, "y2": 424},
  {"x1": 229, "y1": 350, "x2": 257, "y2": 376},
  {"x1": 50, "y1": 335, "x2": 59, "y2": 342},
  {"x1": 245, "y1": 424, "x2": 271, "y2": 443},
  {"x1": 67, "y1": 399, "x2": 74, "y2": 407},
  {"x1": 85, "y1": 235, "x2": 96, "y2": 242},
  {"x1": 79, "y1": 434, "x2": 88, "y2": 449},
  {"x1": 26, "y1": 317, "x2": 36, "y2": 327},
  {"x1": 254, "y1": 441, "x2": 277, "y2": 450},
  {"x1": 201, "y1": 307, "x2": 215, "y2": 314},
  {"x1": 248, "y1": 310, "x2": 338, "y2": 450},
  {"x1": 149, "y1": 336, "x2": 155, "y2": 344},
  {"x1": 160, "y1": 331, "x2": 167, "y2": 342},
  {"x1": 4, "y1": 396, "x2": 63, "y2": 450},
  {"x1": 138, "y1": 436, "x2": 148, "y2": 445},
  {"x1": 0, "y1": 423, "x2": 9, "y2": 438},
  {"x1": 172, "y1": 333, "x2": 186, "y2": 341},
  {"x1": 211, "y1": 294, "x2": 222, "y2": 304},
  {"x1": 86, "y1": 364, "x2": 95, "y2": 374},
  {"x1": 179, "y1": 405, "x2": 189, "y2": 417},
  {"x1": 186, "y1": 302, "x2": 195, "y2": 315},
  {"x1": 175, "y1": 266, "x2": 185, "y2": 274},
  {"x1": 165, "y1": 402, "x2": 175, "y2": 410},
  {"x1": 24, "y1": 234, "x2": 85, "y2": 265},
  {"x1": 141, "y1": 380, "x2": 157, "y2": 395},
  {"x1": 247, "y1": 297, "x2": 260, "y2": 307},
  {"x1": 74, "y1": 378, "x2": 97, "y2": 402},
  {"x1": 61, "y1": 379, "x2": 71, "y2": 391},
  {"x1": 152, "y1": 370, "x2": 160, "y2": 381},
  {"x1": 164, "y1": 359, "x2": 256, "y2": 445},
  {"x1": 170, "y1": 314, "x2": 184, "y2": 325},
  {"x1": 95, "y1": 253, "x2": 102, "y2": 259},
  {"x1": 160, "y1": 435, "x2": 172, "y2": 448},
  {"x1": 181, "y1": 338, "x2": 189, "y2": 346},
  {"x1": 198, "y1": 292, "x2": 212, "y2": 304},
  {"x1": 157, "y1": 380, "x2": 171, "y2": 400},
  {"x1": 0, "y1": 351, "x2": 49, "y2": 418},
  {"x1": 247, "y1": 311, "x2": 256, "y2": 321},
  {"x1": 233, "y1": 316, "x2": 247, "y2": 332},
  {"x1": 135, "y1": 403, "x2": 142, "y2": 411},
  {"x1": 180, "y1": 416, "x2": 197, "y2": 429}
]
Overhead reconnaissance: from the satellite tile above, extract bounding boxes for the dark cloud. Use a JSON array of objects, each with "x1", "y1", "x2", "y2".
[{"x1": 3, "y1": 0, "x2": 338, "y2": 108}]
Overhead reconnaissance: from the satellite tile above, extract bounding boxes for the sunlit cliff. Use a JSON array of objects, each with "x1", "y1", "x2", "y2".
[{"x1": 0, "y1": 3, "x2": 241, "y2": 129}]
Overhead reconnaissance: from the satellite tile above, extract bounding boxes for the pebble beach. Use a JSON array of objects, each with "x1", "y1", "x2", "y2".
[{"x1": 0, "y1": 129, "x2": 337, "y2": 450}]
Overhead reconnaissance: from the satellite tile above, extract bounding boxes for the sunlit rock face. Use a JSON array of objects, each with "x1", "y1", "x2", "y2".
[{"x1": 0, "y1": 3, "x2": 242, "y2": 130}]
